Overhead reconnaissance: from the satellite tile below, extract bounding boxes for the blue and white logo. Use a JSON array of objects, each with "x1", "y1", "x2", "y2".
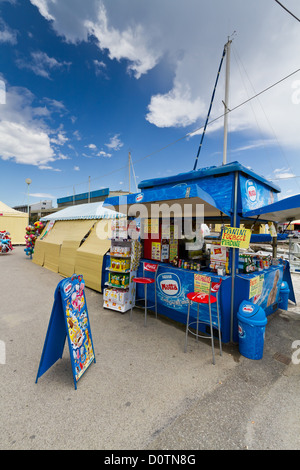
[
  {"x1": 238, "y1": 322, "x2": 245, "y2": 338},
  {"x1": 135, "y1": 193, "x2": 144, "y2": 203},
  {"x1": 157, "y1": 273, "x2": 181, "y2": 297},
  {"x1": 245, "y1": 179, "x2": 257, "y2": 204}
]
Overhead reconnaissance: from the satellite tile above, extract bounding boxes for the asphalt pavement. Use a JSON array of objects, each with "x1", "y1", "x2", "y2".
[{"x1": 1, "y1": 247, "x2": 300, "y2": 450}]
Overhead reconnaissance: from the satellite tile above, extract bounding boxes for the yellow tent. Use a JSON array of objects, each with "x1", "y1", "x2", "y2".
[
  {"x1": 74, "y1": 220, "x2": 111, "y2": 292},
  {"x1": 33, "y1": 202, "x2": 125, "y2": 292},
  {"x1": 33, "y1": 219, "x2": 96, "y2": 273},
  {"x1": 0, "y1": 201, "x2": 28, "y2": 245}
]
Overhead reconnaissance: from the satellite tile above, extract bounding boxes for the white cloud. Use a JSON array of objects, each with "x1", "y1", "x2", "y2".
[
  {"x1": 16, "y1": 51, "x2": 71, "y2": 79},
  {"x1": 273, "y1": 167, "x2": 296, "y2": 179},
  {"x1": 105, "y1": 133, "x2": 123, "y2": 151},
  {"x1": 73, "y1": 130, "x2": 81, "y2": 140},
  {"x1": 50, "y1": 131, "x2": 68, "y2": 146},
  {"x1": 30, "y1": 0, "x2": 161, "y2": 79},
  {"x1": 231, "y1": 139, "x2": 277, "y2": 153},
  {"x1": 29, "y1": 192, "x2": 56, "y2": 199},
  {"x1": 97, "y1": 150, "x2": 112, "y2": 158},
  {"x1": 0, "y1": 120, "x2": 54, "y2": 166},
  {"x1": 0, "y1": 79, "x2": 6, "y2": 104},
  {"x1": 29, "y1": 0, "x2": 300, "y2": 148},
  {"x1": 38, "y1": 165, "x2": 61, "y2": 171},
  {"x1": 43, "y1": 97, "x2": 66, "y2": 113},
  {"x1": 86, "y1": 143, "x2": 97, "y2": 149},
  {"x1": 85, "y1": 4, "x2": 161, "y2": 79},
  {"x1": 0, "y1": 19, "x2": 17, "y2": 45},
  {"x1": 146, "y1": 84, "x2": 205, "y2": 128},
  {"x1": 57, "y1": 153, "x2": 69, "y2": 160},
  {"x1": 0, "y1": 79, "x2": 68, "y2": 168},
  {"x1": 94, "y1": 59, "x2": 105, "y2": 69},
  {"x1": 73, "y1": 166, "x2": 80, "y2": 171},
  {"x1": 29, "y1": 0, "x2": 55, "y2": 21},
  {"x1": 93, "y1": 59, "x2": 107, "y2": 77}
]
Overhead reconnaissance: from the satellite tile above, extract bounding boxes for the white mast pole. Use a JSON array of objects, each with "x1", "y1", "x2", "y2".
[
  {"x1": 223, "y1": 38, "x2": 232, "y2": 165},
  {"x1": 128, "y1": 151, "x2": 131, "y2": 193}
]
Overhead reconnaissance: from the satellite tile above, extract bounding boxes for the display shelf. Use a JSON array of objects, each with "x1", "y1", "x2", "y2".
[
  {"x1": 107, "y1": 253, "x2": 131, "y2": 258},
  {"x1": 103, "y1": 299, "x2": 132, "y2": 312},
  {"x1": 105, "y1": 282, "x2": 130, "y2": 289},
  {"x1": 103, "y1": 232, "x2": 142, "y2": 313},
  {"x1": 108, "y1": 237, "x2": 129, "y2": 242},
  {"x1": 105, "y1": 267, "x2": 131, "y2": 273}
]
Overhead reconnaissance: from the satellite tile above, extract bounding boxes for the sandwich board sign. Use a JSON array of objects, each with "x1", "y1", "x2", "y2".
[{"x1": 36, "y1": 274, "x2": 95, "y2": 390}]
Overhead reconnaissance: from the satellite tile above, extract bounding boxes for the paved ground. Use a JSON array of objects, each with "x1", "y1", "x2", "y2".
[{"x1": 1, "y1": 247, "x2": 300, "y2": 450}]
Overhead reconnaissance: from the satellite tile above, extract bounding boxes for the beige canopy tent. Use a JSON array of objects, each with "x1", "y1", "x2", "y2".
[
  {"x1": 33, "y1": 202, "x2": 125, "y2": 292},
  {"x1": 74, "y1": 220, "x2": 111, "y2": 292},
  {"x1": 0, "y1": 201, "x2": 28, "y2": 245}
]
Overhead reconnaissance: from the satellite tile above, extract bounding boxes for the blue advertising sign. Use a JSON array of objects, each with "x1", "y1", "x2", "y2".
[
  {"x1": 36, "y1": 275, "x2": 95, "y2": 390},
  {"x1": 136, "y1": 265, "x2": 226, "y2": 329},
  {"x1": 249, "y1": 267, "x2": 283, "y2": 313},
  {"x1": 156, "y1": 271, "x2": 189, "y2": 312},
  {"x1": 240, "y1": 174, "x2": 278, "y2": 212}
]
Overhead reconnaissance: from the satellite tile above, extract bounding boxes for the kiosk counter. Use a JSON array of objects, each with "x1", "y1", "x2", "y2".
[
  {"x1": 103, "y1": 161, "x2": 299, "y2": 343},
  {"x1": 135, "y1": 259, "x2": 232, "y2": 342}
]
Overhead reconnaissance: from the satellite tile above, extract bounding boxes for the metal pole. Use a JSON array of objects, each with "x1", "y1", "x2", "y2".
[
  {"x1": 130, "y1": 152, "x2": 138, "y2": 193},
  {"x1": 88, "y1": 176, "x2": 91, "y2": 203},
  {"x1": 27, "y1": 185, "x2": 30, "y2": 215},
  {"x1": 209, "y1": 300, "x2": 215, "y2": 365},
  {"x1": 230, "y1": 171, "x2": 238, "y2": 342},
  {"x1": 223, "y1": 38, "x2": 232, "y2": 166},
  {"x1": 129, "y1": 151, "x2": 131, "y2": 193},
  {"x1": 184, "y1": 300, "x2": 191, "y2": 353},
  {"x1": 25, "y1": 178, "x2": 31, "y2": 221},
  {"x1": 144, "y1": 284, "x2": 147, "y2": 327},
  {"x1": 272, "y1": 237, "x2": 277, "y2": 259},
  {"x1": 272, "y1": 223, "x2": 278, "y2": 258}
]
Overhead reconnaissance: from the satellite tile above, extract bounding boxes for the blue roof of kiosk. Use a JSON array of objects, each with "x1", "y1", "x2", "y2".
[
  {"x1": 103, "y1": 161, "x2": 282, "y2": 218},
  {"x1": 104, "y1": 182, "x2": 233, "y2": 217},
  {"x1": 243, "y1": 194, "x2": 300, "y2": 222},
  {"x1": 138, "y1": 161, "x2": 281, "y2": 193}
]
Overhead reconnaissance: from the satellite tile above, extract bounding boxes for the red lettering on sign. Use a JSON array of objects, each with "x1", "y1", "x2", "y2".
[{"x1": 161, "y1": 283, "x2": 178, "y2": 291}]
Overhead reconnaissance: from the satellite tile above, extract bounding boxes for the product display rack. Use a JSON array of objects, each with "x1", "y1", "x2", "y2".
[{"x1": 103, "y1": 236, "x2": 142, "y2": 313}]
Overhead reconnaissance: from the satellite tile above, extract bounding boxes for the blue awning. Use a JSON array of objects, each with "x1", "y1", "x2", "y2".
[
  {"x1": 250, "y1": 233, "x2": 288, "y2": 243},
  {"x1": 139, "y1": 161, "x2": 281, "y2": 193},
  {"x1": 243, "y1": 194, "x2": 300, "y2": 222},
  {"x1": 104, "y1": 183, "x2": 232, "y2": 218}
]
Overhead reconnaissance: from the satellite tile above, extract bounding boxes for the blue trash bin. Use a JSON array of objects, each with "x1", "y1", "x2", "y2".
[
  {"x1": 278, "y1": 281, "x2": 290, "y2": 310},
  {"x1": 237, "y1": 301, "x2": 267, "y2": 360}
]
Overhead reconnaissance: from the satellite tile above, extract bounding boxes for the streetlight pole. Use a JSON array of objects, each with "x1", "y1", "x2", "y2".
[{"x1": 25, "y1": 178, "x2": 32, "y2": 221}]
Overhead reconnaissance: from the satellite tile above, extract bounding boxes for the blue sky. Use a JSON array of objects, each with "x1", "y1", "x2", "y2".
[{"x1": 1, "y1": 0, "x2": 300, "y2": 208}]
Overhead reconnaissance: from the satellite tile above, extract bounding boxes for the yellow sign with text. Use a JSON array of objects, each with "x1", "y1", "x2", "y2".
[
  {"x1": 221, "y1": 226, "x2": 251, "y2": 249},
  {"x1": 194, "y1": 274, "x2": 211, "y2": 294},
  {"x1": 249, "y1": 274, "x2": 264, "y2": 299},
  {"x1": 144, "y1": 218, "x2": 159, "y2": 235}
]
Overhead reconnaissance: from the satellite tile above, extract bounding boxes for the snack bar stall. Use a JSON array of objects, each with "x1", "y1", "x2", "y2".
[{"x1": 103, "y1": 161, "x2": 297, "y2": 344}]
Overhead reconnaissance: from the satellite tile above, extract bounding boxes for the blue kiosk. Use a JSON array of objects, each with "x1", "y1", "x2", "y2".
[{"x1": 104, "y1": 161, "x2": 299, "y2": 343}]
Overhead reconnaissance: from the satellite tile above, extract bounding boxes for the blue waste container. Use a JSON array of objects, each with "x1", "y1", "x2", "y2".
[
  {"x1": 278, "y1": 281, "x2": 290, "y2": 310},
  {"x1": 237, "y1": 300, "x2": 267, "y2": 360}
]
